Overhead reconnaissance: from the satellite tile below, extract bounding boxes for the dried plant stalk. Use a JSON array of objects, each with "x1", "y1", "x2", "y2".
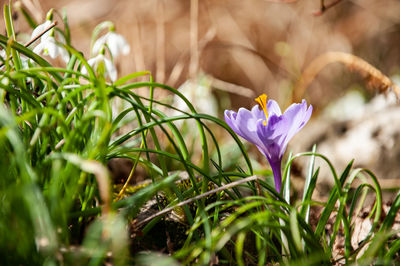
[
  {"x1": 294, "y1": 51, "x2": 400, "y2": 101},
  {"x1": 156, "y1": 0, "x2": 166, "y2": 84},
  {"x1": 189, "y1": 0, "x2": 199, "y2": 78}
]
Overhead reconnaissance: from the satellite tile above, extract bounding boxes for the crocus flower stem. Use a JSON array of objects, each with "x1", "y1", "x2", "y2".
[{"x1": 269, "y1": 158, "x2": 282, "y2": 193}]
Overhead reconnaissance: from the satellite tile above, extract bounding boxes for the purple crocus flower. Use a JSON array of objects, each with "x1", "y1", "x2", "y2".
[{"x1": 224, "y1": 94, "x2": 312, "y2": 193}]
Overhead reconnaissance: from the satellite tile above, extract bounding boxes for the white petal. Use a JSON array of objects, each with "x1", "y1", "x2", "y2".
[
  {"x1": 81, "y1": 66, "x2": 88, "y2": 76},
  {"x1": 114, "y1": 33, "x2": 130, "y2": 55},
  {"x1": 31, "y1": 20, "x2": 52, "y2": 40},
  {"x1": 46, "y1": 38, "x2": 58, "y2": 58},
  {"x1": 106, "y1": 32, "x2": 119, "y2": 57},
  {"x1": 115, "y1": 33, "x2": 130, "y2": 56},
  {"x1": 122, "y1": 43, "x2": 130, "y2": 55},
  {"x1": 59, "y1": 47, "x2": 70, "y2": 63},
  {"x1": 55, "y1": 31, "x2": 66, "y2": 44},
  {"x1": 104, "y1": 57, "x2": 117, "y2": 81},
  {"x1": 0, "y1": 49, "x2": 6, "y2": 59},
  {"x1": 86, "y1": 55, "x2": 101, "y2": 72},
  {"x1": 93, "y1": 32, "x2": 130, "y2": 58},
  {"x1": 33, "y1": 42, "x2": 45, "y2": 55},
  {"x1": 92, "y1": 34, "x2": 108, "y2": 55},
  {"x1": 81, "y1": 56, "x2": 99, "y2": 76}
]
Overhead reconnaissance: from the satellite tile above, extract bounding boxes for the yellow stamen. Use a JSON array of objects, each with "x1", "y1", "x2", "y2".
[{"x1": 255, "y1": 94, "x2": 268, "y2": 125}]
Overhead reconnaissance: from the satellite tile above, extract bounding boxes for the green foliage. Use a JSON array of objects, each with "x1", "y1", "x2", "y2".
[{"x1": 0, "y1": 5, "x2": 399, "y2": 266}]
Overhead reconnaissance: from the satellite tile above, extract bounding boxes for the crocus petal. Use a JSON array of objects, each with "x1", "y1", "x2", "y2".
[
  {"x1": 224, "y1": 110, "x2": 240, "y2": 133},
  {"x1": 234, "y1": 108, "x2": 265, "y2": 148},
  {"x1": 280, "y1": 100, "x2": 313, "y2": 154},
  {"x1": 225, "y1": 109, "x2": 262, "y2": 148},
  {"x1": 267, "y1": 99, "x2": 282, "y2": 116},
  {"x1": 256, "y1": 116, "x2": 286, "y2": 159},
  {"x1": 250, "y1": 105, "x2": 267, "y2": 121}
]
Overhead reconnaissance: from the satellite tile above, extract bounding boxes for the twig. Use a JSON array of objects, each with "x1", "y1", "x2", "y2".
[
  {"x1": 25, "y1": 21, "x2": 58, "y2": 46},
  {"x1": 0, "y1": 21, "x2": 57, "y2": 68},
  {"x1": 135, "y1": 175, "x2": 259, "y2": 228},
  {"x1": 313, "y1": 0, "x2": 343, "y2": 16},
  {"x1": 294, "y1": 51, "x2": 400, "y2": 101},
  {"x1": 209, "y1": 75, "x2": 255, "y2": 98}
]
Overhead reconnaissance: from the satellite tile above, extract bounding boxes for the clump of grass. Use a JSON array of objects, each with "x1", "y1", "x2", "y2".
[{"x1": 0, "y1": 4, "x2": 399, "y2": 266}]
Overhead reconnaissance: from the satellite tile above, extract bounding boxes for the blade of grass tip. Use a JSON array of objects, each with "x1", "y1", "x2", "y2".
[
  {"x1": 290, "y1": 208, "x2": 303, "y2": 253},
  {"x1": 64, "y1": 54, "x2": 77, "y2": 79},
  {"x1": 315, "y1": 159, "x2": 354, "y2": 237},
  {"x1": 280, "y1": 151, "x2": 292, "y2": 262},
  {"x1": 299, "y1": 167, "x2": 319, "y2": 253},
  {"x1": 348, "y1": 183, "x2": 369, "y2": 223},
  {"x1": 302, "y1": 144, "x2": 317, "y2": 223},
  {"x1": 300, "y1": 167, "x2": 319, "y2": 218},
  {"x1": 18, "y1": 4, "x2": 38, "y2": 28},
  {"x1": 384, "y1": 238, "x2": 400, "y2": 263},
  {"x1": 283, "y1": 151, "x2": 293, "y2": 204},
  {"x1": 380, "y1": 191, "x2": 400, "y2": 232},
  {"x1": 348, "y1": 169, "x2": 382, "y2": 235},
  {"x1": 62, "y1": 9, "x2": 71, "y2": 44},
  {"x1": 113, "y1": 71, "x2": 152, "y2": 87},
  {"x1": 4, "y1": 4, "x2": 22, "y2": 71}
]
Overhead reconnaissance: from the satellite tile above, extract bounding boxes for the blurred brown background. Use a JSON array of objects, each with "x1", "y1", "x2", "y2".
[
  {"x1": 4, "y1": 0, "x2": 400, "y2": 110},
  {"x1": 3, "y1": 0, "x2": 400, "y2": 189}
]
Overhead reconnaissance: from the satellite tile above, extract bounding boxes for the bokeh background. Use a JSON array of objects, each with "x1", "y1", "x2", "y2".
[
  {"x1": 5, "y1": 0, "x2": 400, "y2": 106},
  {"x1": 3, "y1": 0, "x2": 400, "y2": 192}
]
